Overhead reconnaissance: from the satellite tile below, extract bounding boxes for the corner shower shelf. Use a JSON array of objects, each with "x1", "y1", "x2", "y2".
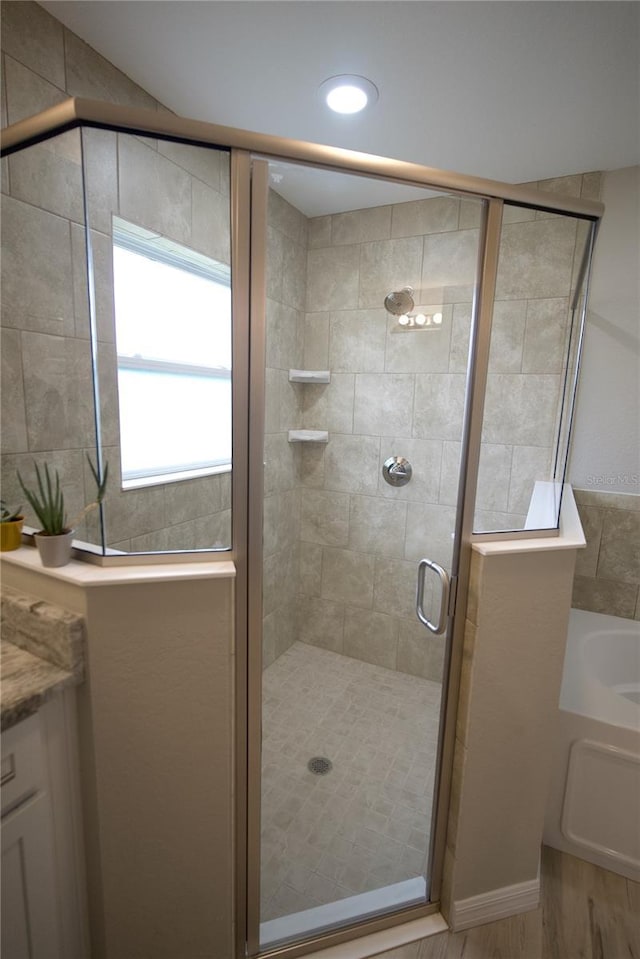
[
  {"x1": 288, "y1": 430, "x2": 329, "y2": 444},
  {"x1": 288, "y1": 369, "x2": 331, "y2": 384}
]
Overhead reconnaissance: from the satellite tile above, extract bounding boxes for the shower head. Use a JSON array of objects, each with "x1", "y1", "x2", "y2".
[{"x1": 384, "y1": 287, "x2": 415, "y2": 316}]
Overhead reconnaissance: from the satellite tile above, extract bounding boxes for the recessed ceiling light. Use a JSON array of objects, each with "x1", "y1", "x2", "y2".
[{"x1": 318, "y1": 75, "x2": 378, "y2": 115}]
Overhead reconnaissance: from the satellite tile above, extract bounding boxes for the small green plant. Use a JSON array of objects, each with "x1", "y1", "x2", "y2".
[
  {"x1": 17, "y1": 456, "x2": 108, "y2": 536},
  {"x1": 0, "y1": 500, "x2": 23, "y2": 523}
]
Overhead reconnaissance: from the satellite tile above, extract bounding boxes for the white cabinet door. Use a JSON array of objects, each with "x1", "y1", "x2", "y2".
[{"x1": 1, "y1": 791, "x2": 62, "y2": 959}]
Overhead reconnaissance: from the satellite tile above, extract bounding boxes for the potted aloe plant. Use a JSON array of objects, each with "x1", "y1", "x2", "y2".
[
  {"x1": 17, "y1": 456, "x2": 108, "y2": 568},
  {"x1": 0, "y1": 500, "x2": 25, "y2": 552}
]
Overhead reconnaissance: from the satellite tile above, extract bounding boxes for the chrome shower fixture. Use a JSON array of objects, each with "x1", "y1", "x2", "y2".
[
  {"x1": 384, "y1": 287, "x2": 415, "y2": 316},
  {"x1": 385, "y1": 287, "x2": 443, "y2": 331}
]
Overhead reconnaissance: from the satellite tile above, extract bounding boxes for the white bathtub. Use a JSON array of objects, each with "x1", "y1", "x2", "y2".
[{"x1": 544, "y1": 609, "x2": 640, "y2": 881}]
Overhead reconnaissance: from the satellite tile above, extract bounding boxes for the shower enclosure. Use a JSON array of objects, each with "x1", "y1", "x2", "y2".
[{"x1": 1, "y1": 99, "x2": 601, "y2": 958}]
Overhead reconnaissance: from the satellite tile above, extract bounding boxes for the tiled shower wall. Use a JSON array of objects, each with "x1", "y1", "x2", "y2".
[
  {"x1": 264, "y1": 177, "x2": 599, "y2": 680},
  {"x1": 572, "y1": 489, "x2": 640, "y2": 619},
  {"x1": 262, "y1": 191, "x2": 308, "y2": 666},
  {"x1": 0, "y1": 1, "x2": 231, "y2": 551}
]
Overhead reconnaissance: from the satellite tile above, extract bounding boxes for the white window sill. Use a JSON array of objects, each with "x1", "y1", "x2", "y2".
[{"x1": 122, "y1": 463, "x2": 231, "y2": 491}]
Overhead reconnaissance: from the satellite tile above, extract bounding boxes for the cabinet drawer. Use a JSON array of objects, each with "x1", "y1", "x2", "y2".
[{"x1": 1, "y1": 713, "x2": 46, "y2": 816}]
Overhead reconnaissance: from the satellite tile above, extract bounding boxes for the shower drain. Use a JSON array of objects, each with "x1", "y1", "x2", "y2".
[{"x1": 307, "y1": 756, "x2": 333, "y2": 776}]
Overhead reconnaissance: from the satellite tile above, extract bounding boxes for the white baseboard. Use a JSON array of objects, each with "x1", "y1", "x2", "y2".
[{"x1": 449, "y1": 876, "x2": 540, "y2": 932}]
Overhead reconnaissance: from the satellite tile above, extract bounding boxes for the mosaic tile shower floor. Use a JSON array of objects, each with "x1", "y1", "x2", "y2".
[{"x1": 260, "y1": 641, "x2": 442, "y2": 922}]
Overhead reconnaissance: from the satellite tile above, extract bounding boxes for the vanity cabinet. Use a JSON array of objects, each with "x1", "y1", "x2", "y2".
[{"x1": 1, "y1": 695, "x2": 88, "y2": 959}]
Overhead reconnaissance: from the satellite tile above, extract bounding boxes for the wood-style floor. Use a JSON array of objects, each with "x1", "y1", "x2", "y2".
[{"x1": 379, "y1": 847, "x2": 639, "y2": 959}]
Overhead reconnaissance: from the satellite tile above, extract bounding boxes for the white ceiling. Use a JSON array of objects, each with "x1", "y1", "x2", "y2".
[{"x1": 41, "y1": 1, "x2": 640, "y2": 216}]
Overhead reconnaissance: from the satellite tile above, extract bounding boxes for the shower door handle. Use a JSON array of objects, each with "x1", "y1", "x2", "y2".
[{"x1": 416, "y1": 558, "x2": 450, "y2": 635}]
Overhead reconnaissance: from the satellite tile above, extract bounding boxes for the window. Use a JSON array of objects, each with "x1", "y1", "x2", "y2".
[{"x1": 112, "y1": 218, "x2": 232, "y2": 488}]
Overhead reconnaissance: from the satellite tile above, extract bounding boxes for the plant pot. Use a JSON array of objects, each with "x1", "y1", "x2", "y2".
[
  {"x1": 34, "y1": 530, "x2": 75, "y2": 568},
  {"x1": 0, "y1": 517, "x2": 24, "y2": 552}
]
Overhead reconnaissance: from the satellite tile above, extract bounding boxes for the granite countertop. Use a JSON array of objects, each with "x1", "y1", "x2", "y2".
[
  {"x1": 1, "y1": 641, "x2": 79, "y2": 731},
  {"x1": 1, "y1": 585, "x2": 85, "y2": 731}
]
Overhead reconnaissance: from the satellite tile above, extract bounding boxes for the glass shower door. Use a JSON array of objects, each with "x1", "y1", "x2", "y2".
[{"x1": 251, "y1": 159, "x2": 486, "y2": 952}]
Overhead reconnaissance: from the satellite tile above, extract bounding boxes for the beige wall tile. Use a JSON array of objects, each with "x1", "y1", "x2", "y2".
[
  {"x1": 396, "y1": 621, "x2": 445, "y2": 682},
  {"x1": 323, "y1": 433, "x2": 380, "y2": 494},
  {"x1": 157, "y1": 140, "x2": 223, "y2": 193},
  {"x1": 421, "y1": 228, "x2": 480, "y2": 303},
  {"x1": 496, "y1": 218, "x2": 576, "y2": 299},
  {"x1": 266, "y1": 224, "x2": 285, "y2": 302},
  {"x1": 508, "y1": 445, "x2": 553, "y2": 514},
  {"x1": 374, "y1": 556, "x2": 420, "y2": 618},
  {"x1": 263, "y1": 488, "x2": 300, "y2": 557},
  {"x1": 358, "y1": 236, "x2": 424, "y2": 309},
  {"x1": 573, "y1": 504, "x2": 603, "y2": 577},
  {"x1": 581, "y1": 172, "x2": 602, "y2": 201},
  {"x1": 348, "y1": 494, "x2": 408, "y2": 557},
  {"x1": 384, "y1": 306, "x2": 453, "y2": 374},
  {"x1": 299, "y1": 542, "x2": 322, "y2": 597},
  {"x1": 82, "y1": 128, "x2": 119, "y2": 236},
  {"x1": 404, "y1": 502, "x2": 456, "y2": 568},
  {"x1": 4, "y1": 54, "x2": 65, "y2": 125},
  {"x1": 476, "y1": 443, "x2": 513, "y2": 512},
  {"x1": 449, "y1": 303, "x2": 472, "y2": 373},
  {"x1": 413, "y1": 373, "x2": 466, "y2": 441},
  {"x1": 306, "y1": 245, "x2": 360, "y2": 312},
  {"x1": 1, "y1": 195, "x2": 74, "y2": 337},
  {"x1": 266, "y1": 300, "x2": 304, "y2": 371},
  {"x1": 303, "y1": 312, "x2": 330, "y2": 369},
  {"x1": 300, "y1": 489, "x2": 350, "y2": 547},
  {"x1": 438, "y1": 441, "x2": 461, "y2": 507},
  {"x1": 263, "y1": 604, "x2": 298, "y2": 668},
  {"x1": 298, "y1": 597, "x2": 345, "y2": 653},
  {"x1": 522, "y1": 298, "x2": 570, "y2": 373},
  {"x1": 331, "y1": 206, "x2": 392, "y2": 246},
  {"x1": 488, "y1": 300, "x2": 526, "y2": 372},
  {"x1": 321, "y1": 547, "x2": 375, "y2": 609},
  {"x1": 572, "y1": 489, "x2": 640, "y2": 511},
  {"x1": 1, "y1": 1, "x2": 65, "y2": 88},
  {"x1": 391, "y1": 196, "x2": 459, "y2": 238},
  {"x1": 9, "y1": 133, "x2": 84, "y2": 224},
  {"x1": 379, "y1": 437, "x2": 443, "y2": 504},
  {"x1": 572, "y1": 574, "x2": 638, "y2": 619},
  {"x1": 118, "y1": 135, "x2": 191, "y2": 246},
  {"x1": 191, "y1": 178, "x2": 231, "y2": 265},
  {"x1": 458, "y1": 198, "x2": 485, "y2": 230},
  {"x1": 302, "y1": 374, "x2": 355, "y2": 433},
  {"x1": 1, "y1": 328, "x2": 28, "y2": 453},
  {"x1": 163, "y1": 474, "x2": 224, "y2": 526},
  {"x1": 299, "y1": 443, "x2": 326, "y2": 489},
  {"x1": 21, "y1": 331, "x2": 94, "y2": 452},
  {"x1": 264, "y1": 431, "x2": 299, "y2": 497},
  {"x1": 64, "y1": 29, "x2": 157, "y2": 109},
  {"x1": 354, "y1": 373, "x2": 415, "y2": 436},
  {"x1": 263, "y1": 547, "x2": 298, "y2": 617},
  {"x1": 597, "y1": 508, "x2": 640, "y2": 584},
  {"x1": 473, "y1": 508, "x2": 527, "y2": 533},
  {"x1": 343, "y1": 607, "x2": 398, "y2": 669},
  {"x1": 329, "y1": 309, "x2": 387, "y2": 373},
  {"x1": 308, "y1": 216, "x2": 331, "y2": 249},
  {"x1": 268, "y1": 189, "x2": 308, "y2": 247},
  {"x1": 282, "y1": 232, "x2": 307, "y2": 310},
  {"x1": 95, "y1": 341, "x2": 120, "y2": 449},
  {"x1": 482, "y1": 373, "x2": 561, "y2": 446}
]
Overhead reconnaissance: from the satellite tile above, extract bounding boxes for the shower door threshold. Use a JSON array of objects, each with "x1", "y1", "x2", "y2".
[{"x1": 260, "y1": 876, "x2": 427, "y2": 948}]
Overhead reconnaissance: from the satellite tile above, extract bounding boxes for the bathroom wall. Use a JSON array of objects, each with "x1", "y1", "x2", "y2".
[
  {"x1": 571, "y1": 489, "x2": 640, "y2": 619},
  {"x1": 262, "y1": 190, "x2": 307, "y2": 667},
  {"x1": 569, "y1": 166, "x2": 640, "y2": 495},
  {"x1": 285, "y1": 180, "x2": 597, "y2": 680},
  {"x1": 0, "y1": 1, "x2": 231, "y2": 552}
]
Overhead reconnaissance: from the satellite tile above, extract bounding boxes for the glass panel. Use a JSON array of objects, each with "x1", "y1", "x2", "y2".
[
  {"x1": 0, "y1": 129, "x2": 100, "y2": 544},
  {"x1": 473, "y1": 206, "x2": 596, "y2": 534},
  {"x1": 81, "y1": 129, "x2": 232, "y2": 553},
  {"x1": 257, "y1": 162, "x2": 485, "y2": 948}
]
